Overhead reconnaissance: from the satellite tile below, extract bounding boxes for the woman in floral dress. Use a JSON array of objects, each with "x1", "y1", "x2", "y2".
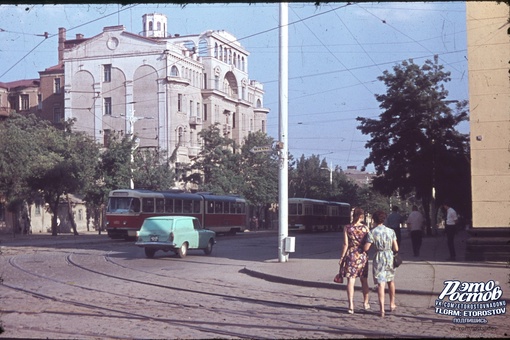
[
  {"x1": 339, "y1": 207, "x2": 370, "y2": 314},
  {"x1": 364, "y1": 210, "x2": 399, "y2": 317}
]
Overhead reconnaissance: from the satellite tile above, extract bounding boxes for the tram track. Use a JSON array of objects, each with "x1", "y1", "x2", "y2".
[{"x1": 3, "y1": 251, "x2": 378, "y2": 339}]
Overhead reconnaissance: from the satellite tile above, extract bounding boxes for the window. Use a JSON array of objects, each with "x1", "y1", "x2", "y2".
[
  {"x1": 21, "y1": 94, "x2": 29, "y2": 110},
  {"x1": 104, "y1": 97, "x2": 112, "y2": 115},
  {"x1": 203, "y1": 104, "x2": 208, "y2": 121},
  {"x1": 178, "y1": 127, "x2": 184, "y2": 146},
  {"x1": 177, "y1": 94, "x2": 182, "y2": 112},
  {"x1": 203, "y1": 73, "x2": 207, "y2": 89},
  {"x1": 189, "y1": 100, "x2": 193, "y2": 116},
  {"x1": 53, "y1": 105, "x2": 61, "y2": 123},
  {"x1": 37, "y1": 94, "x2": 42, "y2": 110},
  {"x1": 54, "y1": 78, "x2": 61, "y2": 94},
  {"x1": 104, "y1": 64, "x2": 112, "y2": 82},
  {"x1": 156, "y1": 198, "x2": 165, "y2": 213},
  {"x1": 262, "y1": 120, "x2": 265, "y2": 133},
  {"x1": 196, "y1": 103, "x2": 200, "y2": 118},
  {"x1": 232, "y1": 112, "x2": 236, "y2": 129},
  {"x1": 142, "y1": 198, "x2": 155, "y2": 213},
  {"x1": 170, "y1": 65, "x2": 179, "y2": 77}
]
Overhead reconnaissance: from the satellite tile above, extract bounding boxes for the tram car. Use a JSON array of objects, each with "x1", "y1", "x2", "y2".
[
  {"x1": 106, "y1": 189, "x2": 247, "y2": 240},
  {"x1": 288, "y1": 198, "x2": 351, "y2": 232}
]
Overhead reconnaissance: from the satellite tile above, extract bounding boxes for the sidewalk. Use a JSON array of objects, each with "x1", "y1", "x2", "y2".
[
  {"x1": 242, "y1": 229, "x2": 510, "y2": 302},
  {"x1": 2, "y1": 228, "x2": 508, "y2": 302}
]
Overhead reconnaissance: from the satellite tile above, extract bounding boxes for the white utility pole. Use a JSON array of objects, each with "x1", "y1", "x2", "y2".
[{"x1": 278, "y1": 2, "x2": 289, "y2": 263}]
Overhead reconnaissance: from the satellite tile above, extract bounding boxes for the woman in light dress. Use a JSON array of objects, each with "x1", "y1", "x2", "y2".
[{"x1": 363, "y1": 210, "x2": 399, "y2": 317}]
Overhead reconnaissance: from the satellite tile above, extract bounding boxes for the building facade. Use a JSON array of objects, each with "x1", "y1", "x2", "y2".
[
  {"x1": 63, "y1": 13, "x2": 269, "y2": 167},
  {"x1": 465, "y1": 2, "x2": 510, "y2": 260}
]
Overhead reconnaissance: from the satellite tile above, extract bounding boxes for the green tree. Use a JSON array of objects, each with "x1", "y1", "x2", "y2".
[
  {"x1": 183, "y1": 124, "x2": 244, "y2": 195},
  {"x1": 239, "y1": 131, "x2": 279, "y2": 218},
  {"x1": 356, "y1": 57, "x2": 469, "y2": 235},
  {"x1": 0, "y1": 113, "x2": 51, "y2": 231},
  {"x1": 132, "y1": 147, "x2": 175, "y2": 190},
  {"x1": 27, "y1": 119, "x2": 100, "y2": 236}
]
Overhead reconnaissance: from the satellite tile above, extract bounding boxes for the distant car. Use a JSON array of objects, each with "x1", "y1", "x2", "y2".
[{"x1": 135, "y1": 216, "x2": 216, "y2": 258}]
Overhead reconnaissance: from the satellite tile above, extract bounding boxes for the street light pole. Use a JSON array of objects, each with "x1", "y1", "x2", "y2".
[
  {"x1": 121, "y1": 104, "x2": 153, "y2": 189},
  {"x1": 278, "y1": 2, "x2": 289, "y2": 263}
]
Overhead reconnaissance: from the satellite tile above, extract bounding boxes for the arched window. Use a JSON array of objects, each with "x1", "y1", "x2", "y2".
[
  {"x1": 149, "y1": 21, "x2": 153, "y2": 31},
  {"x1": 199, "y1": 39, "x2": 208, "y2": 57},
  {"x1": 178, "y1": 127, "x2": 183, "y2": 146},
  {"x1": 223, "y1": 47, "x2": 227, "y2": 63},
  {"x1": 170, "y1": 66, "x2": 179, "y2": 77},
  {"x1": 214, "y1": 43, "x2": 218, "y2": 58},
  {"x1": 242, "y1": 57, "x2": 245, "y2": 71},
  {"x1": 256, "y1": 99, "x2": 262, "y2": 108}
]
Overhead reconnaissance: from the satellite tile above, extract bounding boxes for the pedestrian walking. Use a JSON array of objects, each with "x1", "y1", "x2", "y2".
[
  {"x1": 339, "y1": 207, "x2": 370, "y2": 314},
  {"x1": 384, "y1": 205, "x2": 404, "y2": 247},
  {"x1": 406, "y1": 205, "x2": 424, "y2": 257},
  {"x1": 442, "y1": 203, "x2": 459, "y2": 261},
  {"x1": 364, "y1": 210, "x2": 399, "y2": 317}
]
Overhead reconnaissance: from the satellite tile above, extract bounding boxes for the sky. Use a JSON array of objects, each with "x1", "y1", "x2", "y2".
[{"x1": 0, "y1": 2, "x2": 469, "y2": 173}]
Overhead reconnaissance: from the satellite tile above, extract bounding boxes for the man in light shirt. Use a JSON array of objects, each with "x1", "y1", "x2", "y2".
[
  {"x1": 406, "y1": 205, "x2": 424, "y2": 257},
  {"x1": 443, "y1": 203, "x2": 459, "y2": 261}
]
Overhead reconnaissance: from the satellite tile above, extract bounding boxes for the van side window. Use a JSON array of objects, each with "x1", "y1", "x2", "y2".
[{"x1": 193, "y1": 219, "x2": 202, "y2": 230}]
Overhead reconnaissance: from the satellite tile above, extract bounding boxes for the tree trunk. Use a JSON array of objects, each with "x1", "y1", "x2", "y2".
[
  {"x1": 51, "y1": 198, "x2": 59, "y2": 236},
  {"x1": 422, "y1": 195, "x2": 433, "y2": 236}
]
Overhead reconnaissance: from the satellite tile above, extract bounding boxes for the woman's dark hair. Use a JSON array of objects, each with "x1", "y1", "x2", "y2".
[
  {"x1": 351, "y1": 207, "x2": 364, "y2": 224},
  {"x1": 372, "y1": 210, "x2": 387, "y2": 225}
]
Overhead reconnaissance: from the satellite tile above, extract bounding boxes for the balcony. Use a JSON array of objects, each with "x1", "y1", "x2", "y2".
[{"x1": 189, "y1": 116, "x2": 202, "y2": 125}]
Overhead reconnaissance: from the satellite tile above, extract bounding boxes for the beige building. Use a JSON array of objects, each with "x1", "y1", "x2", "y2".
[
  {"x1": 466, "y1": 2, "x2": 510, "y2": 260},
  {"x1": 63, "y1": 13, "x2": 269, "y2": 169}
]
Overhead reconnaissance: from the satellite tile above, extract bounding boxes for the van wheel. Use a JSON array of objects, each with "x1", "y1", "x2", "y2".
[
  {"x1": 203, "y1": 239, "x2": 214, "y2": 255},
  {"x1": 144, "y1": 248, "x2": 156, "y2": 258},
  {"x1": 177, "y1": 243, "x2": 188, "y2": 258}
]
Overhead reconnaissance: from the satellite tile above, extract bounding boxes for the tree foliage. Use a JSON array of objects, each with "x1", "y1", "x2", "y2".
[
  {"x1": 356, "y1": 58, "x2": 470, "y2": 231},
  {"x1": 183, "y1": 124, "x2": 244, "y2": 195},
  {"x1": 132, "y1": 147, "x2": 175, "y2": 190}
]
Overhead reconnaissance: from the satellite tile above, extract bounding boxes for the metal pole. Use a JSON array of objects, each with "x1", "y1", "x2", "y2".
[{"x1": 278, "y1": 2, "x2": 289, "y2": 262}]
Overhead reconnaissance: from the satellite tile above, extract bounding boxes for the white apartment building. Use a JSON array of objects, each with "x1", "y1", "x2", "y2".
[{"x1": 64, "y1": 13, "x2": 269, "y2": 167}]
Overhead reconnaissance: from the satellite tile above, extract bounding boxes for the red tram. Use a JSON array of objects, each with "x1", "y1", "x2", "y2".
[
  {"x1": 288, "y1": 198, "x2": 351, "y2": 232},
  {"x1": 106, "y1": 189, "x2": 247, "y2": 240}
]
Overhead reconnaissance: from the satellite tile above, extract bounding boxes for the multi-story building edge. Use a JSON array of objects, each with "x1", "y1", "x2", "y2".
[{"x1": 465, "y1": 2, "x2": 510, "y2": 261}]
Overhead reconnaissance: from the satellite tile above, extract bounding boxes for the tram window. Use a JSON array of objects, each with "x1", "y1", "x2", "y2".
[
  {"x1": 183, "y1": 200, "x2": 192, "y2": 213},
  {"x1": 313, "y1": 204, "x2": 326, "y2": 216},
  {"x1": 214, "y1": 201, "x2": 223, "y2": 213},
  {"x1": 304, "y1": 205, "x2": 312, "y2": 215},
  {"x1": 165, "y1": 199, "x2": 174, "y2": 213},
  {"x1": 130, "y1": 199, "x2": 140, "y2": 213},
  {"x1": 175, "y1": 199, "x2": 183, "y2": 213},
  {"x1": 142, "y1": 198, "x2": 155, "y2": 213},
  {"x1": 156, "y1": 198, "x2": 165, "y2": 213},
  {"x1": 289, "y1": 203, "x2": 297, "y2": 215},
  {"x1": 331, "y1": 207, "x2": 339, "y2": 216},
  {"x1": 193, "y1": 200, "x2": 201, "y2": 213}
]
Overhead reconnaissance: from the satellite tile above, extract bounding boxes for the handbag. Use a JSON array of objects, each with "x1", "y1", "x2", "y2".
[
  {"x1": 333, "y1": 257, "x2": 346, "y2": 283},
  {"x1": 393, "y1": 253, "x2": 403, "y2": 268}
]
